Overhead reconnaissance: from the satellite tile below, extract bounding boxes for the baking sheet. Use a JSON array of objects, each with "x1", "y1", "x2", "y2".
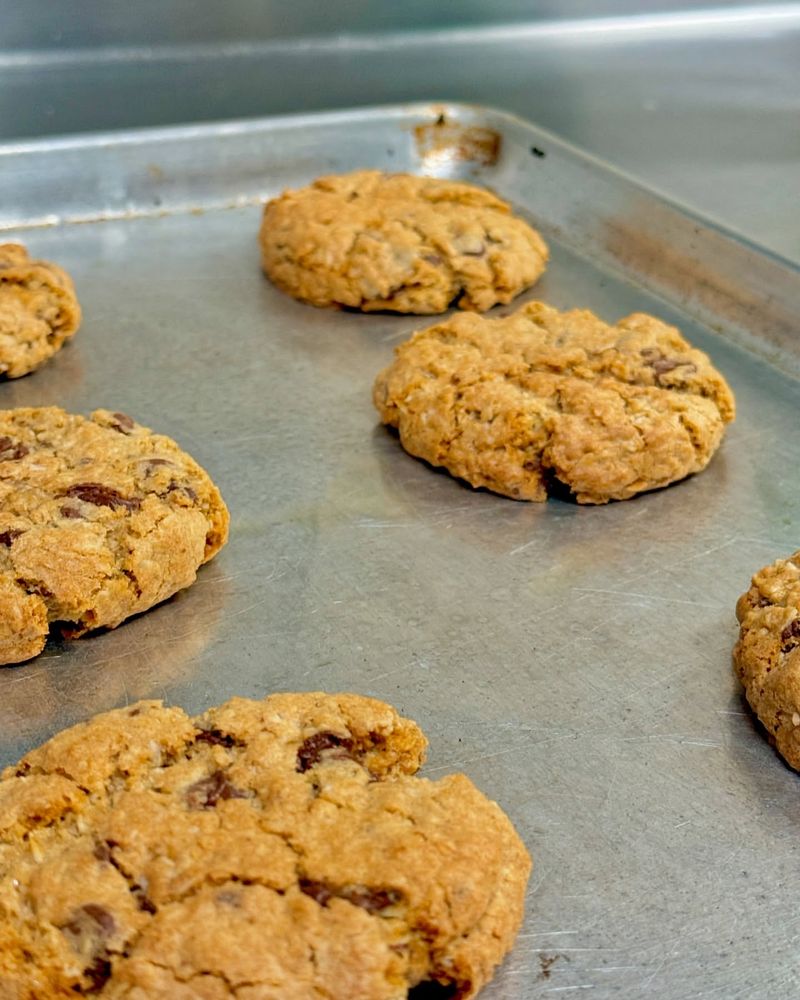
[{"x1": 1, "y1": 103, "x2": 799, "y2": 998}]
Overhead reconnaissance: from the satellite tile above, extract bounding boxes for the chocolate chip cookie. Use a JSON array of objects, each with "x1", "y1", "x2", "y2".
[
  {"x1": 0, "y1": 243, "x2": 81, "y2": 378},
  {"x1": 735, "y1": 549, "x2": 800, "y2": 770},
  {"x1": 0, "y1": 691, "x2": 531, "y2": 998},
  {"x1": 0, "y1": 407, "x2": 229, "y2": 665},
  {"x1": 260, "y1": 170, "x2": 549, "y2": 313},
  {"x1": 374, "y1": 301, "x2": 735, "y2": 503}
]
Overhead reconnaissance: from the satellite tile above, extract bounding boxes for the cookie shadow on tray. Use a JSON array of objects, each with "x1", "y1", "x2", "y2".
[
  {"x1": 0, "y1": 343, "x2": 86, "y2": 406},
  {"x1": 0, "y1": 569, "x2": 231, "y2": 754},
  {"x1": 719, "y1": 686, "x2": 800, "y2": 825},
  {"x1": 370, "y1": 422, "x2": 732, "y2": 540},
  {"x1": 370, "y1": 423, "x2": 551, "y2": 531}
]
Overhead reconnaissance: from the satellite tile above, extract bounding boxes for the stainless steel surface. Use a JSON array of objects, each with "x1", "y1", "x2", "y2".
[
  {"x1": 1, "y1": 103, "x2": 799, "y2": 997},
  {"x1": 2, "y1": 0, "x2": 787, "y2": 49},
  {"x1": 1, "y1": 5, "x2": 799, "y2": 263}
]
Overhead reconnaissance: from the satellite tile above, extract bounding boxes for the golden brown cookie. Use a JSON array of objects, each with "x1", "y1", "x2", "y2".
[
  {"x1": 0, "y1": 691, "x2": 531, "y2": 999},
  {"x1": 374, "y1": 301, "x2": 735, "y2": 503},
  {"x1": 259, "y1": 170, "x2": 549, "y2": 313},
  {"x1": 734, "y1": 549, "x2": 800, "y2": 770},
  {"x1": 0, "y1": 243, "x2": 81, "y2": 378},
  {"x1": 0, "y1": 407, "x2": 229, "y2": 665}
]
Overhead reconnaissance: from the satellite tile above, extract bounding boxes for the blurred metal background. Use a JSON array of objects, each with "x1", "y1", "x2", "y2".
[
  {"x1": 1, "y1": 104, "x2": 799, "y2": 998},
  {"x1": 1, "y1": 2, "x2": 798, "y2": 262}
]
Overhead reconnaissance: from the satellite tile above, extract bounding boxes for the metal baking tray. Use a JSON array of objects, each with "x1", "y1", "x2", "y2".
[{"x1": 1, "y1": 103, "x2": 799, "y2": 998}]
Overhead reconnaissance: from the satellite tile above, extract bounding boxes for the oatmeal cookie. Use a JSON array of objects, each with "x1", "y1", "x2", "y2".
[
  {"x1": 0, "y1": 243, "x2": 81, "y2": 378},
  {"x1": 373, "y1": 301, "x2": 735, "y2": 503},
  {"x1": 0, "y1": 691, "x2": 531, "y2": 998},
  {"x1": 0, "y1": 407, "x2": 229, "y2": 665},
  {"x1": 260, "y1": 170, "x2": 549, "y2": 313},
  {"x1": 735, "y1": 549, "x2": 800, "y2": 770}
]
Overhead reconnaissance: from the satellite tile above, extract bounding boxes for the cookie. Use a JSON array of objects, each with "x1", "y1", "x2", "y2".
[
  {"x1": 260, "y1": 170, "x2": 549, "y2": 313},
  {"x1": 0, "y1": 691, "x2": 531, "y2": 998},
  {"x1": 734, "y1": 549, "x2": 800, "y2": 770},
  {"x1": 0, "y1": 407, "x2": 229, "y2": 665},
  {"x1": 374, "y1": 301, "x2": 735, "y2": 504},
  {"x1": 0, "y1": 243, "x2": 81, "y2": 378}
]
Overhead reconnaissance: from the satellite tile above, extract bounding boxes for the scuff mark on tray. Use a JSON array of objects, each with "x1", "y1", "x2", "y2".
[{"x1": 413, "y1": 111, "x2": 502, "y2": 170}]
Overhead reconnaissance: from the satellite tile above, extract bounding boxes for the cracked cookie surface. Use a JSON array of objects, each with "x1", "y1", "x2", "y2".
[
  {"x1": 0, "y1": 691, "x2": 531, "y2": 999},
  {"x1": 0, "y1": 243, "x2": 81, "y2": 378},
  {"x1": 0, "y1": 407, "x2": 229, "y2": 665},
  {"x1": 373, "y1": 301, "x2": 735, "y2": 503},
  {"x1": 735, "y1": 549, "x2": 800, "y2": 770},
  {"x1": 259, "y1": 170, "x2": 549, "y2": 313}
]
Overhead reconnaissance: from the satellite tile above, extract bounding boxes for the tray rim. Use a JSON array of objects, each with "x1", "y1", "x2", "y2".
[
  {"x1": 0, "y1": 97, "x2": 799, "y2": 1000},
  {"x1": 1, "y1": 98, "x2": 798, "y2": 280}
]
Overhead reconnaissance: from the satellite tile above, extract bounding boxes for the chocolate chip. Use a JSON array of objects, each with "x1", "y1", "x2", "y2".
[
  {"x1": 185, "y1": 770, "x2": 248, "y2": 809},
  {"x1": 109, "y1": 412, "x2": 135, "y2": 434},
  {"x1": 299, "y1": 878, "x2": 402, "y2": 912},
  {"x1": 781, "y1": 618, "x2": 800, "y2": 652},
  {"x1": 0, "y1": 437, "x2": 28, "y2": 461},
  {"x1": 0, "y1": 529, "x2": 22, "y2": 546},
  {"x1": 133, "y1": 886, "x2": 157, "y2": 914},
  {"x1": 296, "y1": 731, "x2": 355, "y2": 772},
  {"x1": 93, "y1": 843, "x2": 112, "y2": 863},
  {"x1": 84, "y1": 957, "x2": 113, "y2": 990},
  {"x1": 640, "y1": 349, "x2": 696, "y2": 382},
  {"x1": 650, "y1": 357, "x2": 681, "y2": 376},
  {"x1": 408, "y1": 980, "x2": 460, "y2": 998},
  {"x1": 299, "y1": 878, "x2": 334, "y2": 906},
  {"x1": 343, "y1": 886, "x2": 403, "y2": 913},
  {"x1": 62, "y1": 904, "x2": 116, "y2": 947},
  {"x1": 14, "y1": 761, "x2": 30, "y2": 778},
  {"x1": 59, "y1": 504, "x2": 82, "y2": 519},
  {"x1": 63, "y1": 483, "x2": 141, "y2": 512},
  {"x1": 159, "y1": 479, "x2": 198, "y2": 502},
  {"x1": 82, "y1": 904, "x2": 116, "y2": 936},
  {"x1": 144, "y1": 458, "x2": 173, "y2": 473},
  {"x1": 194, "y1": 728, "x2": 242, "y2": 749}
]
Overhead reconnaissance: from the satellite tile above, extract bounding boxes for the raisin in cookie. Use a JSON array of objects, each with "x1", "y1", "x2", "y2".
[
  {"x1": 0, "y1": 407, "x2": 229, "y2": 665},
  {"x1": 374, "y1": 301, "x2": 735, "y2": 503},
  {"x1": 259, "y1": 170, "x2": 549, "y2": 313},
  {"x1": 0, "y1": 243, "x2": 81, "y2": 378},
  {"x1": 0, "y1": 691, "x2": 531, "y2": 999},
  {"x1": 735, "y1": 549, "x2": 800, "y2": 770}
]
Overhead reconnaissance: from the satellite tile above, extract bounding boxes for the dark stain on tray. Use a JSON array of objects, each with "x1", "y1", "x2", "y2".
[
  {"x1": 530, "y1": 146, "x2": 546, "y2": 158},
  {"x1": 413, "y1": 113, "x2": 502, "y2": 167},
  {"x1": 539, "y1": 952, "x2": 568, "y2": 979}
]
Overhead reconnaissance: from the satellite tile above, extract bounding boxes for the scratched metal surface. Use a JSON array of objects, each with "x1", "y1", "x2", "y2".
[{"x1": 1, "y1": 105, "x2": 799, "y2": 997}]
